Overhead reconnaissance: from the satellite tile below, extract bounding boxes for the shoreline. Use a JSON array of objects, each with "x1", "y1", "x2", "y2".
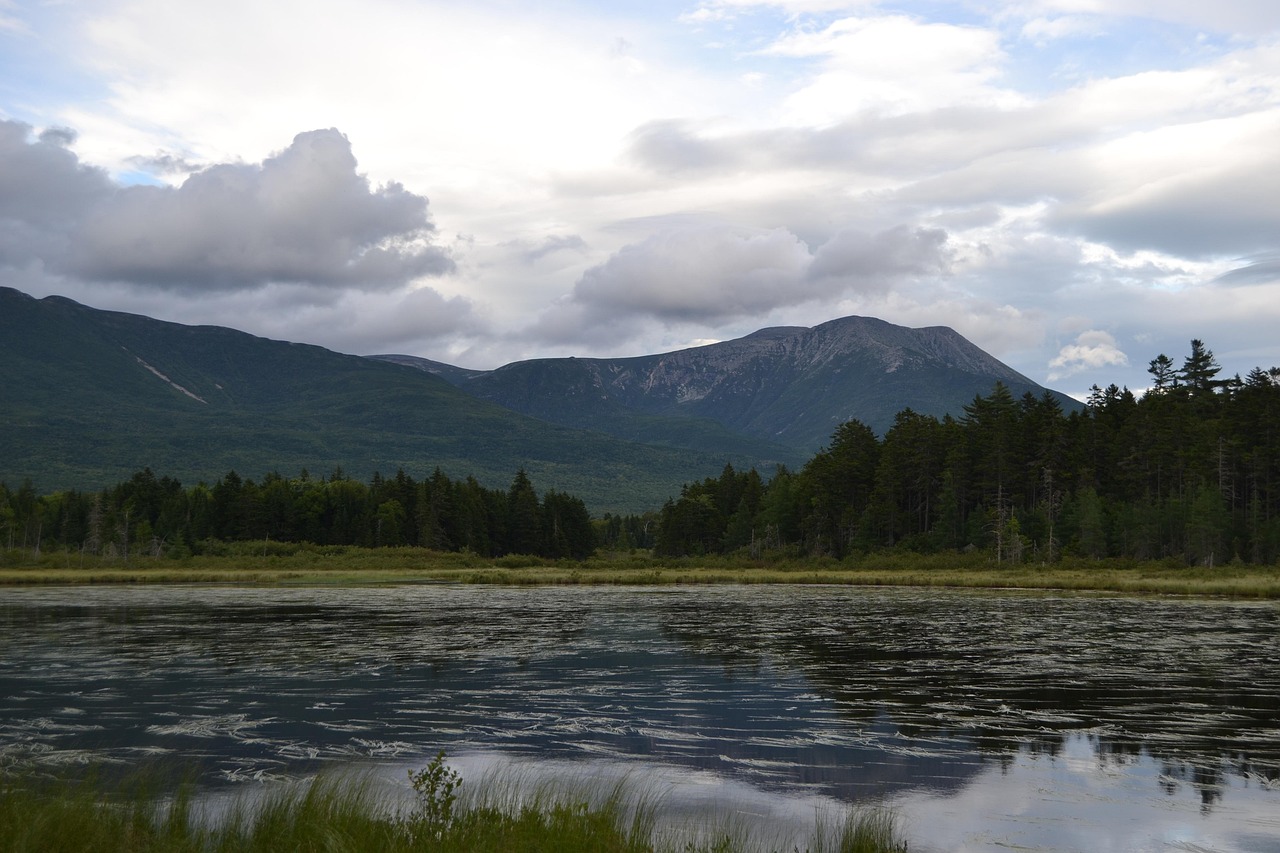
[{"x1": 3, "y1": 547, "x2": 1279, "y2": 598}]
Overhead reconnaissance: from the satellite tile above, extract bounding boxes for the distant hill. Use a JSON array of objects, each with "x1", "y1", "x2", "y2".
[
  {"x1": 0, "y1": 287, "x2": 773, "y2": 514},
  {"x1": 2, "y1": 287, "x2": 1078, "y2": 514},
  {"x1": 376, "y1": 316, "x2": 1079, "y2": 454}
]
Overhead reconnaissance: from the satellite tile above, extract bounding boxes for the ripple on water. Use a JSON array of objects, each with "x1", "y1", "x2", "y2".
[{"x1": 2, "y1": 585, "x2": 1279, "y2": 852}]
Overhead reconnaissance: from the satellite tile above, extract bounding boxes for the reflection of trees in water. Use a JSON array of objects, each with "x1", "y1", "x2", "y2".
[
  {"x1": 655, "y1": 590, "x2": 1280, "y2": 809},
  {"x1": 14, "y1": 599, "x2": 595, "y2": 673},
  {"x1": 7, "y1": 587, "x2": 1280, "y2": 813}
]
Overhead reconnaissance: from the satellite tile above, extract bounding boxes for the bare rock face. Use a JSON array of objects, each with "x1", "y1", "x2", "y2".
[{"x1": 378, "y1": 316, "x2": 1074, "y2": 453}]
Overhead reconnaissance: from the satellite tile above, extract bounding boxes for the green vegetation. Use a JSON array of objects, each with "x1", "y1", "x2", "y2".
[
  {"x1": 0, "y1": 467, "x2": 596, "y2": 562},
  {"x1": 6, "y1": 333, "x2": 1280, "y2": 578},
  {"x1": 3, "y1": 544, "x2": 1279, "y2": 598},
  {"x1": 649, "y1": 341, "x2": 1280, "y2": 568},
  {"x1": 0, "y1": 756, "x2": 907, "y2": 853},
  {"x1": 0, "y1": 286, "x2": 753, "y2": 514}
]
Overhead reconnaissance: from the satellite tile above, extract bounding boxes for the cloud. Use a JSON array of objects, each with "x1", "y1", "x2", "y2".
[
  {"x1": 763, "y1": 14, "x2": 1018, "y2": 125},
  {"x1": 1215, "y1": 253, "x2": 1280, "y2": 285},
  {"x1": 1049, "y1": 108, "x2": 1280, "y2": 258},
  {"x1": 126, "y1": 151, "x2": 203, "y2": 177},
  {"x1": 0, "y1": 120, "x2": 114, "y2": 265},
  {"x1": 7, "y1": 0, "x2": 1280, "y2": 388},
  {"x1": 626, "y1": 120, "x2": 738, "y2": 175},
  {"x1": 548, "y1": 222, "x2": 951, "y2": 341},
  {"x1": 809, "y1": 225, "x2": 951, "y2": 289},
  {"x1": 72, "y1": 129, "x2": 453, "y2": 290},
  {"x1": 1048, "y1": 330, "x2": 1130, "y2": 380},
  {"x1": 572, "y1": 225, "x2": 813, "y2": 322},
  {"x1": 681, "y1": 0, "x2": 877, "y2": 23},
  {"x1": 37, "y1": 126, "x2": 78, "y2": 147},
  {"x1": 0, "y1": 120, "x2": 453, "y2": 293},
  {"x1": 511, "y1": 234, "x2": 590, "y2": 264}
]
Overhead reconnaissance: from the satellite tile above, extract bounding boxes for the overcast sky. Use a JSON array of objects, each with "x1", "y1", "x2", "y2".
[{"x1": 3, "y1": 0, "x2": 1279, "y2": 399}]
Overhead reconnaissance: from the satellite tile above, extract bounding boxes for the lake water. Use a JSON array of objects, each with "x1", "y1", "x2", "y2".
[{"x1": 2, "y1": 583, "x2": 1279, "y2": 851}]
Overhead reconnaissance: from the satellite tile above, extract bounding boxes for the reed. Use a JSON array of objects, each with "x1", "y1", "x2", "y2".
[
  {"x1": 0, "y1": 764, "x2": 907, "y2": 853},
  {"x1": 4, "y1": 544, "x2": 1277, "y2": 598}
]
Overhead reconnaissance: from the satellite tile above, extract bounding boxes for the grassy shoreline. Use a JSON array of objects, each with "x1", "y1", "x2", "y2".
[
  {"x1": 3, "y1": 544, "x2": 1279, "y2": 597},
  {"x1": 1, "y1": 763, "x2": 906, "y2": 853}
]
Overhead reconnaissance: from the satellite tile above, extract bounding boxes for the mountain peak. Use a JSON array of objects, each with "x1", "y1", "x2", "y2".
[{"x1": 398, "y1": 314, "x2": 1076, "y2": 451}]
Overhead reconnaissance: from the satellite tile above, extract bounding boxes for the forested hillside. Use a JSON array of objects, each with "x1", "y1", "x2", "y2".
[
  {"x1": 0, "y1": 286, "x2": 751, "y2": 513},
  {"x1": 648, "y1": 341, "x2": 1280, "y2": 566},
  {"x1": 6, "y1": 339, "x2": 1276, "y2": 568}
]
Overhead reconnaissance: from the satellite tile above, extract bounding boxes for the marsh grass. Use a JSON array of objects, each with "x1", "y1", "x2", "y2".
[
  {"x1": 0, "y1": 763, "x2": 907, "y2": 853},
  {"x1": 5, "y1": 542, "x2": 1277, "y2": 597}
]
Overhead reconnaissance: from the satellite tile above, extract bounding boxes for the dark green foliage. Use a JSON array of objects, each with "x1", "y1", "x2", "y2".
[
  {"x1": 0, "y1": 466, "x2": 595, "y2": 561},
  {"x1": 594, "y1": 512, "x2": 660, "y2": 552},
  {"x1": 0, "y1": 287, "x2": 754, "y2": 515},
  {"x1": 800, "y1": 421, "x2": 880, "y2": 557},
  {"x1": 650, "y1": 342, "x2": 1280, "y2": 566}
]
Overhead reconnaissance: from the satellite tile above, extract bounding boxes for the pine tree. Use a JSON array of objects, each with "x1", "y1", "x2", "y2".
[{"x1": 506, "y1": 470, "x2": 542, "y2": 555}]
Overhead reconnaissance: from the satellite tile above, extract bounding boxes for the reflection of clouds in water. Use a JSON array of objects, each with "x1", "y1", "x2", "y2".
[
  {"x1": 3, "y1": 584, "x2": 1280, "y2": 851},
  {"x1": 413, "y1": 750, "x2": 862, "y2": 853},
  {"x1": 892, "y1": 735, "x2": 1280, "y2": 853}
]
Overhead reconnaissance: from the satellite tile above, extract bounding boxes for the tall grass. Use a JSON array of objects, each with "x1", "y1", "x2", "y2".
[
  {"x1": 0, "y1": 762, "x2": 907, "y2": 853},
  {"x1": 9, "y1": 541, "x2": 1275, "y2": 597}
]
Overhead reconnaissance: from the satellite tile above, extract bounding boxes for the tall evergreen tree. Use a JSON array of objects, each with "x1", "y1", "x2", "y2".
[{"x1": 506, "y1": 469, "x2": 543, "y2": 555}]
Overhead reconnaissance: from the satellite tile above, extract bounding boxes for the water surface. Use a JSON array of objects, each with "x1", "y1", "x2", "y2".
[{"x1": 2, "y1": 584, "x2": 1278, "y2": 851}]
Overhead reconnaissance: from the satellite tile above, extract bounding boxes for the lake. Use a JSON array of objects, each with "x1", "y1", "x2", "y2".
[{"x1": 2, "y1": 584, "x2": 1279, "y2": 851}]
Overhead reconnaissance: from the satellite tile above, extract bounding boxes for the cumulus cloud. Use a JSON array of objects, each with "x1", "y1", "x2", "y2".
[
  {"x1": 1048, "y1": 330, "x2": 1130, "y2": 380},
  {"x1": 0, "y1": 121, "x2": 114, "y2": 266},
  {"x1": 572, "y1": 225, "x2": 813, "y2": 322},
  {"x1": 551, "y1": 222, "x2": 950, "y2": 338},
  {"x1": 0, "y1": 121, "x2": 452, "y2": 292}
]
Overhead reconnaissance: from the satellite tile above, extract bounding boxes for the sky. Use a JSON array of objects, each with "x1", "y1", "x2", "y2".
[{"x1": 2, "y1": 0, "x2": 1279, "y2": 400}]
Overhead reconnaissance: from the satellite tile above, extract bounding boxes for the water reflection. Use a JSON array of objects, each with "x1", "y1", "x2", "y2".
[{"x1": 2, "y1": 584, "x2": 1279, "y2": 851}]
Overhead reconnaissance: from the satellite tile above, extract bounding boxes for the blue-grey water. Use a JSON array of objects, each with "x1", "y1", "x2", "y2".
[{"x1": 2, "y1": 584, "x2": 1279, "y2": 852}]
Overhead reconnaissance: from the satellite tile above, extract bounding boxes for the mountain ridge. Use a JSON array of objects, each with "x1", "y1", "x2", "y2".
[
  {"x1": 0, "y1": 286, "x2": 765, "y2": 513},
  {"x1": 376, "y1": 315, "x2": 1075, "y2": 451},
  {"x1": 2, "y1": 285, "x2": 1078, "y2": 513}
]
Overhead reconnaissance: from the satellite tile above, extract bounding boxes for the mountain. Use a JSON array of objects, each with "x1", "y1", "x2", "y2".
[
  {"x1": 2, "y1": 286, "x2": 1078, "y2": 515},
  {"x1": 0, "y1": 287, "x2": 773, "y2": 514},
  {"x1": 376, "y1": 316, "x2": 1079, "y2": 454}
]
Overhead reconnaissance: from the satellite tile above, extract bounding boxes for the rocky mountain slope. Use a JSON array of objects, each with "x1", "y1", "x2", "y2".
[{"x1": 378, "y1": 316, "x2": 1077, "y2": 453}]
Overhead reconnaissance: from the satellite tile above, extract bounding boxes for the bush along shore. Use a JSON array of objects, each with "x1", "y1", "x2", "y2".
[{"x1": 0, "y1": 754, "x2": 908, "y2": 853}]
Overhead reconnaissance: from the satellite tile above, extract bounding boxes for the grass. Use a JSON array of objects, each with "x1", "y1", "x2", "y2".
[
  {"x1": 3, "y1": 543, "x2": 1280, "y2": 598},
  {"x1": 0, "y1": 761, "x2": 908, "y2": 853}
]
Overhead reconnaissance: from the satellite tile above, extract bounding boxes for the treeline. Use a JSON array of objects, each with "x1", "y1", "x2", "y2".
[
  {"x1": 651, "y1": 341, "x2": 1280, "y2": 565},
  {"x1": 7, "y1": 339, "x2": 1280, "y2": 567},
  {"x1": 0, "y1": 467, "x2": 595, "y2": 560}
]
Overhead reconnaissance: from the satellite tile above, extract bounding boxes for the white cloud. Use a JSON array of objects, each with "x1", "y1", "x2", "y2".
[
  {"x1": 0, "y1": 122, "x2": 452, "y2": 292},
  {"x1": 3, "y1": 0, "x2": 1279, "y2": 391},
  {"x1": 1048, "y1": 330, "x2": 1130, "y2": 380},
  {"x1": 561, "y1": 222, "x2": 952, "y2": 332},
  {"x1": 764, "y1": 15, "x2": 1022, "y2": 126}
]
